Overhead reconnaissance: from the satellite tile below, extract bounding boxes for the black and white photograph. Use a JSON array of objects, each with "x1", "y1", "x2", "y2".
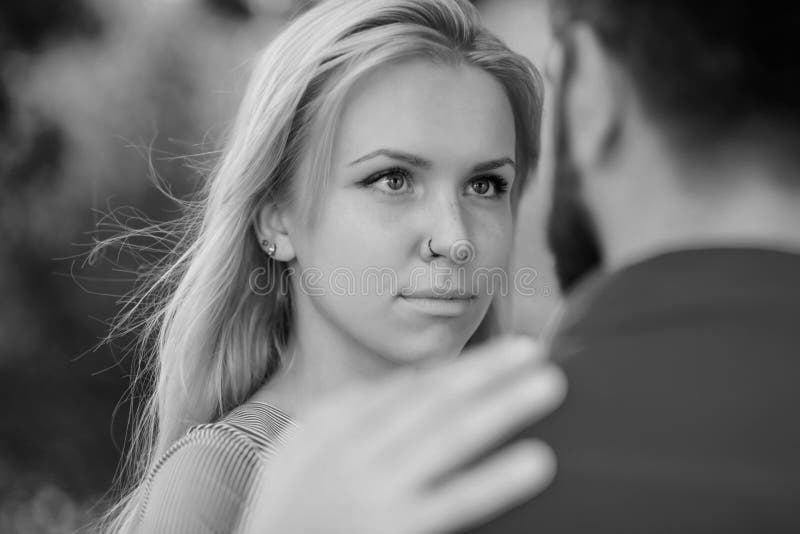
[{"x1": 1, "y1": 1, "x2": 798, "y2": 532}]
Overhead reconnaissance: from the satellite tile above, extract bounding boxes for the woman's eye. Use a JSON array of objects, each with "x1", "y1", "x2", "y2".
[
  {"x1": 384, "y1": 174, "x2": 406, "y2": 191},
  {"x1": 471, "y1": 178, "x2": 493, "y2": 196},
  {"x1": 467, "y1": 175, "x2": 509, "y2": 197},
  {"x1": 361, "y1": 168, "x2": 414, "y2": 195}
]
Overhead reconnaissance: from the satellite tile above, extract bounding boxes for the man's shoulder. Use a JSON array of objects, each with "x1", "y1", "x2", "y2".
[
  {"x1": 555, "y1": 247, "x2": 800, "y2": 347},
  {"x1": 467, "y1": 247, "x2": 800, "y2": 534},
  {"x1": 548, "y1": 247, "x2": 800, "y2": 442}
]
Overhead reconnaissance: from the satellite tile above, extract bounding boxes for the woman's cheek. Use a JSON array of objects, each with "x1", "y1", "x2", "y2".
[{"x1": 474, "y1": 213, "x2": 514, "y2": 266}]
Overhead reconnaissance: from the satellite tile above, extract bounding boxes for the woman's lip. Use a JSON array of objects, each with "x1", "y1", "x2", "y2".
[
  {"x1": 399, "y1": 291, "x2": 476, "y2": 300},
  {"x1": 398, "y1": 295, "x2": 475, "y2": 317}
]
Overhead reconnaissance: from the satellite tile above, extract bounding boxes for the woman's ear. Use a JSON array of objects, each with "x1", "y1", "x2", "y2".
[{"x1": 253, "y1": 200, "x2": 297, "y2": 262}]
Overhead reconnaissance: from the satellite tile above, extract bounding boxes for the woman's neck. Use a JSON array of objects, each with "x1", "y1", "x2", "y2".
[{"x1": 248, "y1": 300, "x2": 402, "y2": 420}]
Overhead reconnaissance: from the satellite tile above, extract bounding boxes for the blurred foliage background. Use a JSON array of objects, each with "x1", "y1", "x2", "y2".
[{"x1": 0, "y1": 1, "x2": 555, "y2": 532}]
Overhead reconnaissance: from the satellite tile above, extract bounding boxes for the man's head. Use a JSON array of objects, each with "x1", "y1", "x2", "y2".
[{"x1": 546, "y1": 0, "x2": 800, "y2": 292}]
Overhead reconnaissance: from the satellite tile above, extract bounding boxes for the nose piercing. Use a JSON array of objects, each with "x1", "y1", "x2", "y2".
[{"x1": 427, "y1": 238, "x2": 437, "y2": 257}]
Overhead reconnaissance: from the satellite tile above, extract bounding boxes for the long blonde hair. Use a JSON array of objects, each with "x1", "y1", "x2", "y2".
[{"x1": 100, "y1": 0, "x2": 543, "y2": 531}]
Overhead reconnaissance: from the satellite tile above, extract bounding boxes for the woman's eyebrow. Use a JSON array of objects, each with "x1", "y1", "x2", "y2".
[
  {"x1": 349, "y1": 150, "x2": 515, "y2": 173},
  {"x1": 472, "y1": 157, "x2": 516, "y2": 173},
  {"x1": 349, "y1": 149, "x2": 432, "y2": 169}
]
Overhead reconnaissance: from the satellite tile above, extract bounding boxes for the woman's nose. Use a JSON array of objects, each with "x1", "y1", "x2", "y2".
[{"x1": 422, "y1": 196, "x2": 473, "y2": 263}]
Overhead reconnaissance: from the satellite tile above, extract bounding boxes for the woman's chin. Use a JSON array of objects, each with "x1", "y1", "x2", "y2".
[{"x1": 376, "y1": 332, "x2": 471, "y2": 367}]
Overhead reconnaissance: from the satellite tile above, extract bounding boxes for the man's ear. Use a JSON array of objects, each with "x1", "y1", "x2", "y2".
[
  {"x1": 253, "y1": 200, "x2": 296, "y2": 262},
  {"x1": 565, "y1": 23, "x2": 625, "y2": 169}
]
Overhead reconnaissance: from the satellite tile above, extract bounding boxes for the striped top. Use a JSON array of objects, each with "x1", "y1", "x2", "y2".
[{"x1": 133, "y1": 402, "x2": 296, "y2": 533}]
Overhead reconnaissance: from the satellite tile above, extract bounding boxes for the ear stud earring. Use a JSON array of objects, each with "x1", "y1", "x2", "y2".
[{"x1": 261, "y1": 239, "x2": 277, "y2": 258}]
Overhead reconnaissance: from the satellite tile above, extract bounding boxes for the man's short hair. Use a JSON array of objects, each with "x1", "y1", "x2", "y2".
[{"x1": 552, "y1": 1, "x2": 800, "y2": 146}]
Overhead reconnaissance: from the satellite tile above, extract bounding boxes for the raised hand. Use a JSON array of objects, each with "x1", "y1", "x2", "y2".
[{"x1": 244, "y1": 337, "x2": 566, "y2": 534}]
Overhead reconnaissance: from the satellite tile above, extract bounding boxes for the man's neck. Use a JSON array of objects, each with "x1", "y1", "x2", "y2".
[{"x1": 598, "y1": 161, "x2": 800, "y2": 272}]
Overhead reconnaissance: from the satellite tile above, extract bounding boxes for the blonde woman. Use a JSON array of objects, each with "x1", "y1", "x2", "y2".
[{"x1": 101, "y1": 1, "x2": 564, "y2": 532}]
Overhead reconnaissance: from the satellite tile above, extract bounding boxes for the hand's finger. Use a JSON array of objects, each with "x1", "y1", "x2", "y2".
[
  {"x1": 415, "y1": 440, "x2": 556, "y2": 534},
  {"x1": 418, "y1": 336, "x2": 547, "y2": 396},
  {"x1": 293, "y1": 336, "x2": 543, "y2": 463},
  {"x1": 360, "y1": 336, "x2": 544, "y2": 449},
  {"x1": 397, "y1": 364, "x2": 565, "y2": 484}
]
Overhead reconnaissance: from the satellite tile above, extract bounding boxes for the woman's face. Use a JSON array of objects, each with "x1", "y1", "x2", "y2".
[{"x1": 286, "y1": 59, "x2": 518, "y2": 365}]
